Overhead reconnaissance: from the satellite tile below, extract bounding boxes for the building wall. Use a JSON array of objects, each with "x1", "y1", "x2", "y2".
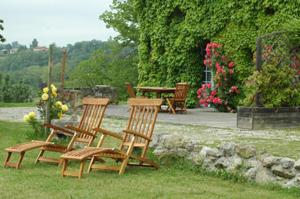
[{"x1": 136, "y1": 0, "x2": 300, "y2": 106}]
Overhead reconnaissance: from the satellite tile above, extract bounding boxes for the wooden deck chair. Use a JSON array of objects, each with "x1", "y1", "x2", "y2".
[
  {"x1": 166, "y1": 83, "x2": 189, "y2": 114},
  {"x1": 125, "y1": 82, "x2": 136, "y2": 98},
  {"x1": 4, "y1": 98, "x2": 109, "y2": 169},
  {"x1": 60, "y1": 98, "x2": 162, "y2": 178}
]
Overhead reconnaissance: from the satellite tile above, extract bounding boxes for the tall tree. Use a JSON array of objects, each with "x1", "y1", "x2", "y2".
[
  {"x1": 0, "y1": 19, "x2": 5, "y2": 43},
  {"x1": 30, "y1": 38, "x2": 38, "y2": 48},
  {"x1": 100, "y1": 0, "x2": 139, "y2": 45}
]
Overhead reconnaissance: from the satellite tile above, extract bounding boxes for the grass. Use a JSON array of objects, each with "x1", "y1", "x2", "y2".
[
  {"x1": 0, "y1": 101, "x2": 36, "y2": 107},
  {"x1": 234, "y1": 137, "x2": 300, "y2": 159},
  {"x1": 0, "y1": 121, "x2": 300, "y2": 198}
]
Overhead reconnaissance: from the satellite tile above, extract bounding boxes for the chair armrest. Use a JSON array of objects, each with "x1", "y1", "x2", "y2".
[
  {"x1": 123, "y1": 130, "x2": 152, "y2": 141},
  {"x1": 65, "y1": 125, "x2": 96, "y2": 138},
  {"x1": 44, "y1": 123, "x2": 75, "y2": 136},
  {"x1": 93, "y1": 128, "x2": 123, "y2": 140}
]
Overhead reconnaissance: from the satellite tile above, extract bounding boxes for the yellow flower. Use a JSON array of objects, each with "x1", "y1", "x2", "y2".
[
  {"x1": 51, "y1": 84, "x2": 57, "y2": 93},
  {"x1": 57, "y1": 112, "x2": 62, "y2": 119},
  {"x1": 43, "y1": 87, "x2": 49, "y2": 93},
  {"x1": 41, "y1": 93, "x2": 49, "y2": 101},
  {"x1": 61, "y1": 104, "x2": 68, "y2": 112},
  {"x1": 55, "y1": 101, "x2": 62, "y2": 108},
  {"x1": 28, "y1": 111, "x2": 36, "y2": 119},
  {"x1": 52, "y1": 91, "x2": 57, "y2": 97},
  {"x1": 23, "y1": 115, "x2": 30, "y2": 122}
]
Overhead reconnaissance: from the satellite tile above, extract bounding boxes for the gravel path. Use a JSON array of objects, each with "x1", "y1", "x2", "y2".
[
  {"x1": 0, "y1": 105, "x2": 237, "y2": 128},
  {"x1": 1, "y1": 106, "x2": 300, "y2": 158}
]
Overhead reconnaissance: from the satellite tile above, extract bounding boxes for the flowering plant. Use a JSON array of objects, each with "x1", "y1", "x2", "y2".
[
  {"x1": 24, "y1": 84, "x2": 68, "y2": 138},
  {"x1": 198, "y1": 42, "x2": 240, "y2": 112},
  {"x1": 197, "y1": 83, "x2": 222, "y2": 107}
]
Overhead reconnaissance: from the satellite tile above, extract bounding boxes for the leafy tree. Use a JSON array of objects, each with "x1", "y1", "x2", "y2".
[
  {"x1": 30, "y1": 38, "x2": 38, "y2": 48},
  {"x1": 0, "y1": 74, "x2": 33, "y2": 102},
  {"x1": 70, "y1": 40, "x2": 138, "y2": 100},
  {"x1": 1, "y1": 75, "x2": 12, "y2": 102},
  {"x1": 0, "y1": 19, "x2": 5, "y2": 43},
  {"x1": 100, "y1": 0, "x2": 139, "y2": 45}
]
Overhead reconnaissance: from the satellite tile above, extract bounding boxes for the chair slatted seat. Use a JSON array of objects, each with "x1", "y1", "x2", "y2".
[
  {"x1": 4, "y1": 98, "x2": 109, "y2": 169},
  {"x1": 60, "y1": 98, "x2": 162, "y2": 178}
]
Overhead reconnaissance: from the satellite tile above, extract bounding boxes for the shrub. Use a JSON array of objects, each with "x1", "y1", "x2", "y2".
[
  {"x1": 243, "y1": 64, "x2": 300, "y2": 108},
  {"x1": 197, "y1": 42, "x2": 240, "y2": 112},
  {"x1": 0, "y1": 75, "x2": 33, "y2": 103},
  {"x1": 24, "y1": 84, "x2": 68, "y2": 138}
]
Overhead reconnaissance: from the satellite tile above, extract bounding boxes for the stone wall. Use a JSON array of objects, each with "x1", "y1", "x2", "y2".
[
  {"x1": 64, "y1": 85, "x2": 118, "y2": 104},
  {"x1": 151, "y1": 133, "x2": 300, "y2": 188}
]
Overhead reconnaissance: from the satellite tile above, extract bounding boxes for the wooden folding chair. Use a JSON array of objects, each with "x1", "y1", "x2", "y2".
[
  {"x1": 4, "y1": 98, "x2": 109, "y2": 169},
  {"x1": 166, "y1": 83, "x2": 189, "y2": 114},
  {"x1": 60, "y1": 98, "x2": 162, "y2": 178},
  {"x1": 125, "y1": 82, "x2": 137, "y2": 98}
]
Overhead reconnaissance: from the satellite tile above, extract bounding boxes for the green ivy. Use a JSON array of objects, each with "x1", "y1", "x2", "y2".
[
  {"x1": 135, "y1": 0, "x2": 300, "y2": 107},
  {"x1": 243, "y1": 64, "x2": 300, "y2": 108}
]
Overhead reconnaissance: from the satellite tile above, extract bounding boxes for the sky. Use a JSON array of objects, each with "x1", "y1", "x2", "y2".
[{"x1": 0, "y1": 0, "x2": 117, "y2": 47}]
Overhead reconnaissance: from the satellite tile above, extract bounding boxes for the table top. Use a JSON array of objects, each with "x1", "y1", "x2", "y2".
[{"x1": 136, "y1": 86, "x2": 176, "y2": 92}]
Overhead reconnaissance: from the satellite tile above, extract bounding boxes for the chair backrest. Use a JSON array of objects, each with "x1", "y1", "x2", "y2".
[
  {"x1": 125, "y1": 82, "x2": 136, "y2": 98},
  {"x1": 121, "y1": 98, "x2": 162, "y2": 153},
  {"x1": 174, "y1": 82, "x2": 189, "y2": 101},
  {"x1": 76, "y1": 98, "x2": 109, "y2": 143}
]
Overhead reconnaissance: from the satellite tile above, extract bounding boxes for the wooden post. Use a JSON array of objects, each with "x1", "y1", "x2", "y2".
[
  {"x1": 45, "y1": 44, "x2": 54, "y2": 134},
  {"x1": 255, "y1": 38, "x2": 262, "y2": 107},
  {"x1": 60, "y1": 49, "x2": 67, "y2": 102}
]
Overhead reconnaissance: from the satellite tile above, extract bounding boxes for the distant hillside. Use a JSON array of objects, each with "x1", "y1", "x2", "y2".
[
  {"x1": 0, "y1": 40, "x2": 108, "y2": 72},
  {"x1": 0, "y1": 40, "x2": 110, "y2": 87}
]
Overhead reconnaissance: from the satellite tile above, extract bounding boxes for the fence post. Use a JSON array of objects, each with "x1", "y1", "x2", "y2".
[
  {"x1": 60, "y1": 48, "x2": 67, "y2": 102},
  {"x1": 255, "y1": 37, "x2": 262, "y2": 107},
  {"x1": 45, "y1": 44, "x2": 53, "y2": 134}
]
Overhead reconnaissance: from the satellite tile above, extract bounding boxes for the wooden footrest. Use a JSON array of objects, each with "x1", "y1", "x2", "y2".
[
  {"x1": 5, "y1": 141, "x2": 52, "y2": 153},
  {"x1": 61, "y1": 147, "x2": 104, "y2": 161}
]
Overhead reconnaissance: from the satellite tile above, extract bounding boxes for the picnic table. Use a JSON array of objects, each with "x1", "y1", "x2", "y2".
[{"x1": 136, "y1": 86, "x2": 176, "y2": 98}]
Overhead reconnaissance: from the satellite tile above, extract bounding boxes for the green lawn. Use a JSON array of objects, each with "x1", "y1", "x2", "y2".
[
  {"x1": 0, "y1": 101, "x2": 36, "y2": 107},
  {"x1": 0, "y1": 121, "x2": 300, "y2": 199}
]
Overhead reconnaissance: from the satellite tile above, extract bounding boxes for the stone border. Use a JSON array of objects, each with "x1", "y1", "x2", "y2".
[{"x1": 151, "y1": 134, "x2": 300, "y2": 188}]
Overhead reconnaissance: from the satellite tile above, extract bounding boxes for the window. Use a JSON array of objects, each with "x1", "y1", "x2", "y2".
[{"x1": 203, "y1": 65, "x2": 214, "y2": 87}]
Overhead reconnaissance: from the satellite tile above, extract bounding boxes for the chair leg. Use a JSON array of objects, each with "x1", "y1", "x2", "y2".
[
  {"x1": 61, "y1": 159, "x2": 68, "y2": 177},
  {"x1": 58, "y1": 158, "x2": 63, "y2": 167},
  {"x1": 3, "y1": 152, "x2": 12, "y2": 167},
  {"x1": 87, "y1": 156, "x2": 95, "y2": 173},
  {"x1": 119, "y1": 158, "x2": 129, "y2": 175},
  {"x1": 79, "y1": 161, "x2": 85, "y2": 179},
  {"x1": 35, "y1": 149, "x2": 45, "y2": 164},
  {"x1": 16, "y1": 152, "x2": 25, "y2": 169},
  {"x1": 166, "y1": 99, "x2": 176, "y2": 114}
]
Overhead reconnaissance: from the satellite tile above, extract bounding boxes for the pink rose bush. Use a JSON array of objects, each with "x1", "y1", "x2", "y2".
[{"x1": 198, "y1": 42, "x2": 240, "y2": 112}]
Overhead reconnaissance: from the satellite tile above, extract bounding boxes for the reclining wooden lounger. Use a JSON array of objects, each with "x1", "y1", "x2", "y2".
[
  {"x1": 60, "y1": 98, "x2": 162, "y2": 178},
  {"x1": 4, "y1": 97, "x2": 109, "y2": 169}
]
